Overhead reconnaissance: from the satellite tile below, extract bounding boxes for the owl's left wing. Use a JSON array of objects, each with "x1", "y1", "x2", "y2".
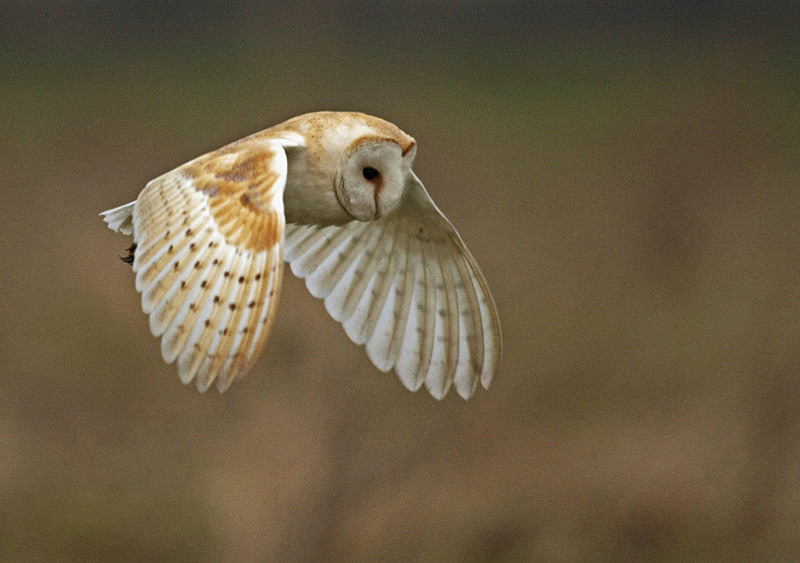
[{"x1": 284, "y1": 174, "x2": 501, "y2": 400}]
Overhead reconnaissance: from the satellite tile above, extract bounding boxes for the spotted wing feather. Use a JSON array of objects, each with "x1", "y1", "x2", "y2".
[
  {"x1": 284, "y1": 174, "x2": 501, "y2": 399},
  {"x1": 107, "y1": 138, "x2": 292, "y2": 391}
]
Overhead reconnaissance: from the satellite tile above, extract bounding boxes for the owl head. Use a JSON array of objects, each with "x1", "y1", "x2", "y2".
[{"x1": 335, "y1": 130, "x2": 417, "y2": 222}]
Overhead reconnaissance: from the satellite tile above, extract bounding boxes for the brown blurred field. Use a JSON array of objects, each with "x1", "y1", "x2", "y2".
[{"x1": 2, "y1": 3, "x2": 800, "y2": 561}]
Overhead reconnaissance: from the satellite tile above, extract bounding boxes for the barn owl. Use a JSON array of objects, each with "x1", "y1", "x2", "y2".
[{"x1": 101, "y1": 111, "x2": 501, "y2": 399}]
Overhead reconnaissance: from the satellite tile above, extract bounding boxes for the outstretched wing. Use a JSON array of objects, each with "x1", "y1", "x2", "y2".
[
  {"x1": 284, "y1": 174, "x2": 501, "y2": 400},
  {"x1": 105, "y1": 137, "x2": 298, "y2": 392}
]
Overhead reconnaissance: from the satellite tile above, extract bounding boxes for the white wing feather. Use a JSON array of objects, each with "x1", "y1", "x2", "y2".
[{"x1": 285, "y1": 174, "x2": 501, "y2": 399}]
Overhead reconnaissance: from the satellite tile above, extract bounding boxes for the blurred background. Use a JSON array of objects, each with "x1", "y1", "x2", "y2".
[{"x1": 2, "y1": 1, "x2": 800, "y2": 560}]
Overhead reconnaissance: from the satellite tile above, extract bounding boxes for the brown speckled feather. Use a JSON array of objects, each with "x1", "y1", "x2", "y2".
[{"x1": 129, "y1": 138, "x2": 291, "y2": 391}]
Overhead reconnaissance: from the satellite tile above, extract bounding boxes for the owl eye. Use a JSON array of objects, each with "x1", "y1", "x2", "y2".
[{"x1": 362, "y1": 167, "x2": 380, "y2": 180}]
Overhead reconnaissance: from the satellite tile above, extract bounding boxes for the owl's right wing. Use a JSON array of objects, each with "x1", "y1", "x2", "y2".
[
  {"x1": 103, "y1": 135, "x2": 303, "y2": 392},
  {"x1": 284, "y1": 174, "x2": 501, "y2": 400}
]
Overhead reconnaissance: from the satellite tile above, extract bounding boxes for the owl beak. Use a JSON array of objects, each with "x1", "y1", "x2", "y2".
[{"x1": 372, "y1": 184, "x2": 383, "y2": 220}]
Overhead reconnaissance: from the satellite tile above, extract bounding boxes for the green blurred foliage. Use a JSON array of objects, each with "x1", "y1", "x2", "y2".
[{"x1": 2, "y1": 2, "x2": 800, "y2": 561}]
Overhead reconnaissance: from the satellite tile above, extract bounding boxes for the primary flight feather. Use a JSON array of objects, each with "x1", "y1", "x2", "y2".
[{"x1": 101, "y1": 111, "x2": 501, "y2": 399}]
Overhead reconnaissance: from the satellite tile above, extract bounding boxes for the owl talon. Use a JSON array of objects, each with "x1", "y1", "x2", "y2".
[{"x1": 119, "y1": 243, "x2": 137, "y2": 266}]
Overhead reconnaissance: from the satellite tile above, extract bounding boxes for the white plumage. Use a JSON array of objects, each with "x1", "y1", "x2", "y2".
[{"x1": 101, "y1": 111, "x2": 501, "y2": 399}]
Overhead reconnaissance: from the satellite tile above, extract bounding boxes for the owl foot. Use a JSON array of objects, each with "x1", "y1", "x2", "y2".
[{"x1": 119, "y1": 243, "x2": 137, "y2": 266}]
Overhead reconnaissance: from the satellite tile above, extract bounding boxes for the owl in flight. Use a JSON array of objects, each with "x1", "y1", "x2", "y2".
[{"x1": 101, "y1": 112, "x2": 501, "y2": 399}]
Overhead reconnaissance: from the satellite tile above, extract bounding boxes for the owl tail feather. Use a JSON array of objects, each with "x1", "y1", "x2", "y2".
[
  {"x1": 100, "y1": 201, "x2": 136, "y2": 266},
  {"x1": 100, "y1": 201, "x2": 135, "y2": 236}
]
